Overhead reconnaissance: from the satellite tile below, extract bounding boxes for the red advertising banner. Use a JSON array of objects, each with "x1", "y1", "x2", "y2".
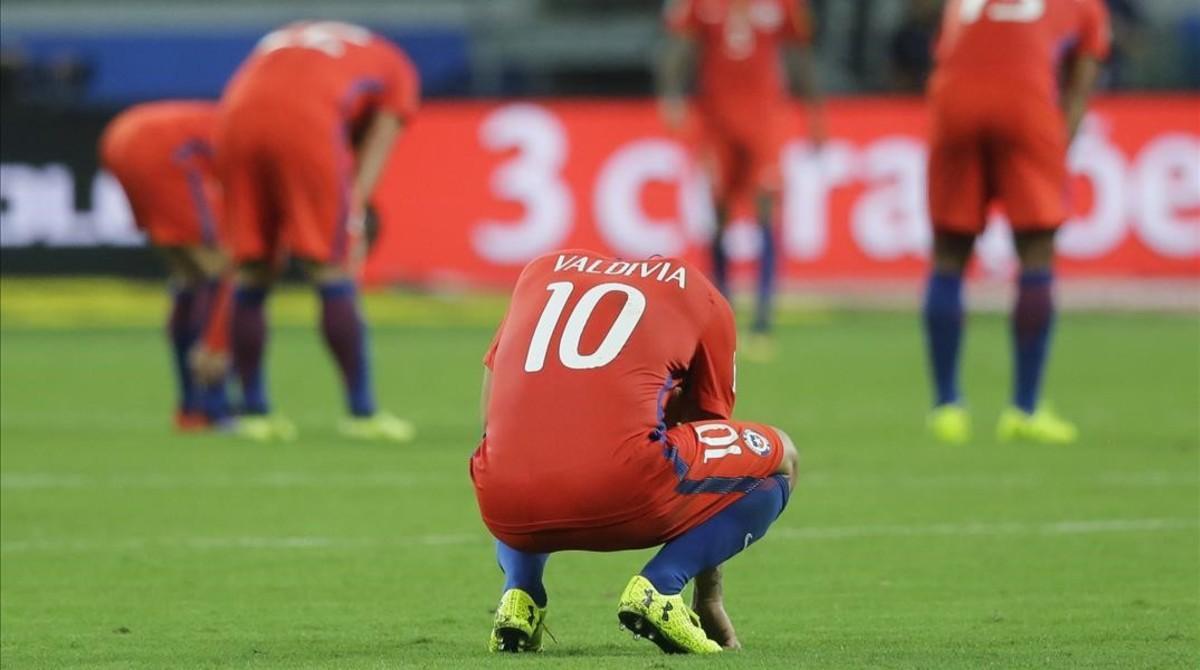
[{"x1": 366, "y1": 97, "x2": 1200, "y2": 286}]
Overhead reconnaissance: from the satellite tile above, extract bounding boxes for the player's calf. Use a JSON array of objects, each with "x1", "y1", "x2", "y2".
[{"x1": 631, "y1": 427, "x2": 794, "y2": 653}]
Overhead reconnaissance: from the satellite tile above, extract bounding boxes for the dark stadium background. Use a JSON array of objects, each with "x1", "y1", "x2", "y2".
[{"x1": 2, "y1": 0, "x2": 1197, "y2": 286}]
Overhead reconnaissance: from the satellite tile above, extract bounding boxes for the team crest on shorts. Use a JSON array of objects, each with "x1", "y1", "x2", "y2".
[{"x1": 742, "y1": 429, "x2": 772, "y2": 457}]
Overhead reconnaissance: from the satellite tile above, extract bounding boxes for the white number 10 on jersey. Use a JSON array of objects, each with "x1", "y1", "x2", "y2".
[{"x1": 524, "y1": 282, "x2": 647, "y2": 372}]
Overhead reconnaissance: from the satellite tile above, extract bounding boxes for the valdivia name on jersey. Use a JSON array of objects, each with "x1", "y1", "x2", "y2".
[{"x1": 553, "y1": 254, "x2": 687, "y2": 289}]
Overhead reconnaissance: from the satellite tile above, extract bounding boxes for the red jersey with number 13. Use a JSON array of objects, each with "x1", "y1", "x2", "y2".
[
  {"x1": 933, "y1": 0, "x2": 1110, "y2": 102},
  {"x1": 473, "y1": 250, "x2": 736, "y2": 532}
]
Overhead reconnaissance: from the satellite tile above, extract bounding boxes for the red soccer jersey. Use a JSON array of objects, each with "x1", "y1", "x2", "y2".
[
  {"x1": 472, "y1": 250, "x2": 737, "y2": 534},
  {"x1": 102, "y1": 101, "x2": 218, "y2": 162},
  {"x1": 665, "y1": 0, "x2": 811, "y2": 129},
  {"x1": 99, "y1": 101, "x2": 221, "y2": 247},
  {"x1": 222, "y1": 21, "x2": 420, "y2": 127},
  {"x1": 933, "y1": 0, "x2": 1111, "y2": 102}
]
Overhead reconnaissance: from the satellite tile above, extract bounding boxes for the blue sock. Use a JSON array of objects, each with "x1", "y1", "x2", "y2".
[
  {"x1": 496, "y1": 541, "x2": 549, "y2": 607},
  {"x1": 200, "y1": 382, "x2": 231, "y2": 424},
  {"x1": 754, "y1": 224, "x2": 776, "y2": 333},
  {"x1": 318, "y1": 281, "x2": 375, "y2": 416},
  {"x1": 641, "y1": 474, "x2": 789, "y2": 595},
  {"x1": 923, "y1": 271, "x2": 965, "y2": 407},
  {"x1": 1012, "y1": 270, "x2": 1054, "y2": 413},
  {"x1": 232, "y1": 286, "x2": 269, "y2": 415},
  {"x1": 168, "y1": 288, "x2": 199, "y2": 413},
  {"x1": 711, "y1": 231, "x2": 729, "y2": 299}
]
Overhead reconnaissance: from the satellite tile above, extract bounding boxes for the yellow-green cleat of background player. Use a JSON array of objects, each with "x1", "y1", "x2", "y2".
[
  {"x1": 617, "y1": 575, "x2": 721, "y2": 654},
  {"x1": 928, "y1": 404, "x2": 970, "y2": 445},
  {"x1": 236, "y1": 414, "x2": 297, "y2": 442},
  {"x1": 488, "y1": 588, "x2": 546, "y2": 653},
  {"x1": 338, "y1": 411, "x2": 415, "y2": 443},
  {"x1": 997, "y1": 406, "x2": 1078, "y2": 445},
  {"x1": 740, "y1": 332, "x2": 776, "y2": 364}
]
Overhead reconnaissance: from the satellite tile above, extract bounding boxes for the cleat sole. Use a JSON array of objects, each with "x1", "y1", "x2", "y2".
[
  {"x1": 617, "y1": 611, "x2": 685, "y2": 655},
  {"x1": 494, "y1": 626, "x2": 529, "y2": 653}
]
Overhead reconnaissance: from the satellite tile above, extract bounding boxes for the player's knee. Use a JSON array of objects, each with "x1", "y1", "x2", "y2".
[
  {"x1": 189, "y1": 245, "x2": 228, "y2": 279},
  {"x1": 1014, "y1": 230, "x2": 1056, "y2": 271},
  {"x1": 772, "y1": 428, "x2": 799, "y2": 491},
  {"x1": 754, "y1": 191, "x2": 779, "y2": 220},
  {"x1": 932, "y1": 231, "x2": 974, "y2": 274},
  {"x1": 713, "y1": 203, "x2": 730, "y2": 227},
  {"x1": 237, "y1": 261, "x2": 273, "y2": 288},
  {"x1": 304, "y1": 260, "x2": 352, "y2": 285}
]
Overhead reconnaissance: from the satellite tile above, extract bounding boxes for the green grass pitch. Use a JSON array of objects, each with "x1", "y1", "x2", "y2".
[{"x1": 1, "y1": 280, "x2": 1197, "y2": 668}]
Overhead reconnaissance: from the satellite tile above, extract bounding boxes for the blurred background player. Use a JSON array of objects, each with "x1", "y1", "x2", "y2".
[
  {"x1": 473, "y1": 250, "x2": 799, "y2": 654},
  {"x1": 99, "y1": 101, "x2": 232, "y2": 431},
  {"x1": 658, "y1": 0, "x2": 826, "y2": 351},
  {"x1": 923, "y1": 0, "x2": 1111, "y2": 445},
  {"x1": 216, "y1": 21, "x2": 419, "y2": 442}
]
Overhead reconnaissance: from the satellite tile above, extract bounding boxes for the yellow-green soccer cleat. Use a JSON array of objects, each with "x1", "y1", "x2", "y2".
[
  {"x1": 996, "y1": 406, "x2": 1078, "y2": 445},
  {"x1": 928, "y1": 404, "x2": 971, "y2": 445},
  {"x1": 338, "y1": 411, "x2": 415, "y2": 443},
  {"x1": 740, "y1": 332, "x2": 776, "y2": 364},
  {"x1": 488, "y1": 588, "x2": 546, "y2": 653},
  {"x1": 236, "y1": 414, "x2": 297, "y2": 442},
  {"x1": 617, "y1": 575, "x2": 721, "y2": 654}
]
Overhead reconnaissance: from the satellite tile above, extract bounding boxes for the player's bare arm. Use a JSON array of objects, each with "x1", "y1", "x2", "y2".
[
  {"x1": 479, "y1": 367, "x2": 492, "y2": 430},
  {"x1": 352, "y1": 111, "x2": 405, "y2": 215},
  {"x1": 785, "y1": 44, "x2": 827, "y2": 147},
  {"x1": 656, "y1": 34, "x2": 695, "y2": 131},
  {"x1": 336, "y1": 111, "x2": 404, "y2": 273},
  {"x1": 664, "y1": 384, "x2": 727, "y2": 425},
  {"x1": 185, "y1": 248, "x2": 234, "y2": 386},
  {"x1": 1062, "y1": 54, "x2": 1101, "y2": 142},
  {"x1": 685, "y1": 434, "x2": 797, "y2": 650}
]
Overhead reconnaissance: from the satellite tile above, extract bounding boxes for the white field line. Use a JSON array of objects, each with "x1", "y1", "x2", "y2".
[
  {"x1": 2, "y1": 470, "x2": 1196, "y2": 491},
  {"x1": 2, "y1": 518, "x2": 1195, "y2": 556}
]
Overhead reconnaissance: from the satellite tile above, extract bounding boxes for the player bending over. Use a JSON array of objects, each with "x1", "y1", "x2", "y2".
[
  {"x1": 100, "y1": 101, "x2": 233, "y2": 431},
  {"x1": 215, "y1": 21, "x2": 418, "y2": 442},
  {"x1": 472, "y1": 250, "x2": 799, "y2": 654},
  {"x1": 658, "y1": 0, "x2": 825, "y2": 350},
  {"x1": 923, "y1": 0, "x2": 1110, "y2": 445}
]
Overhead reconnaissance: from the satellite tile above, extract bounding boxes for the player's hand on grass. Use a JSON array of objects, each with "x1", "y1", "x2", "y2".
[
  {"x1": 190, "y1": 346, "x2": 229, "y2": 386},
  {"x1": 693, "y1": 597, "x2": 741, "y2": 650},
  {"x1": 692, "y1": 566, "x2": 740, "y2": 649}
]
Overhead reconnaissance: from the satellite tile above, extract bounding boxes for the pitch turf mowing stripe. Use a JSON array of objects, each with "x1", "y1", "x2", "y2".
[
  {"x1": 3, "y1": 517, "x2": 1195, "y2": 555},
  {"x1": 0, "y1": 278, "x2": 511, "y2": 329},
  {"x1": 0, "y1": 278, "x2": 835, "y2": 329}
]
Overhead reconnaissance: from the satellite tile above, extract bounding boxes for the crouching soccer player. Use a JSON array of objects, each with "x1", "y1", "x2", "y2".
[
  {"x1": 99, "y1": 101, "x2": 233, "y2": 430},
  {"x1": 471, "y1": 249, "x2": 799, "y2": 654}
]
